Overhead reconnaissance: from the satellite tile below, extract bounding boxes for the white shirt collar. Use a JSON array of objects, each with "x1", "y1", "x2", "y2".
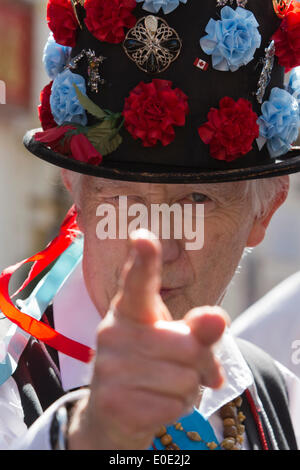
[{"x1": 53, "y1": 261, "x2": 255, "y2": 419}]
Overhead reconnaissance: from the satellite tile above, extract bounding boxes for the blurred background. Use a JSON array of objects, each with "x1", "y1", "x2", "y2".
[{"x1": 0, "y1": 0, "x2": 300, "y2": 336}]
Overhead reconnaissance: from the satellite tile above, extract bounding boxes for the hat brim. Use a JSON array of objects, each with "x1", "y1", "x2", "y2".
[{"x1": 24, "y1": 129, "x2": 300, "y2": 184}]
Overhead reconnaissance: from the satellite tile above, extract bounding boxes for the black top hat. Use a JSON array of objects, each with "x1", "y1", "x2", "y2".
[{"x1": 23, "y1": 0, "x2": 300, "y2": 183}]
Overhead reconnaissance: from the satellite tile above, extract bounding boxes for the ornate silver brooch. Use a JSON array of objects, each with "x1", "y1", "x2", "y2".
[
  {"x1": 256, "y1": 41, "x2": 275, "y2": 104},
  {"x1": 123, "y1": 15, "x2": 182, "y2": 74},
  {"x1": 68, "y1": 49, "x2": 106, "y2": 94},
  {"x1": 216, "y1": 0, "x2": 248, "y2": 7}
]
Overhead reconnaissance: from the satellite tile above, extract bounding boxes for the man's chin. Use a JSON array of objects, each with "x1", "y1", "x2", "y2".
[{"x1": 161, "y1": 291, "x2": 193, "y2": 321}]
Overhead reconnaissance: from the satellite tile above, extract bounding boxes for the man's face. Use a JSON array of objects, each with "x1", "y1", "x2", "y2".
[{"x1": 76, "y1": 177, "x2": 259, "y2": 320}]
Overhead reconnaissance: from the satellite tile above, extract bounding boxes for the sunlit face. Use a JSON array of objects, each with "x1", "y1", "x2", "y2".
[{"x1": 74, "y1": 176, "x2": 263, "y2": 320}]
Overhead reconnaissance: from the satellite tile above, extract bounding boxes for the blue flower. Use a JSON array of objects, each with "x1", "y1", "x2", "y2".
[
  {"x1": 43, "y1": 33, "x2": 72, "y2": 79},
  {"x1": 257, "y1": 87, "x2": 300, "y2": 158},
  {"x1": 287, "y1": 67, "x2": 300, "y2": 116},
  {"x1": 200, "y1": 6, "x2": 261, "y2": 72},
  {"x1": 136, "y1": 0, "x2": 187, "y2": 14},
  {"x1": 50, "y1": 69, "x2": 87, "y2": 126}
]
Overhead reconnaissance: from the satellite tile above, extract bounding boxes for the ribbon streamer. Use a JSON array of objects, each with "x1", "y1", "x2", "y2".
[{"x1": 0, "y1": 206, "x2": 94, "y2": 364}]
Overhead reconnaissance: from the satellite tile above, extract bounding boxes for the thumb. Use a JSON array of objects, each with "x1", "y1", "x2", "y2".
[
  {"x1": 184, "y1": 306, "x2": 228, "y2": 347},
  {"x1": 111, "y1": 229, "x2": 172, "y2": 325}
]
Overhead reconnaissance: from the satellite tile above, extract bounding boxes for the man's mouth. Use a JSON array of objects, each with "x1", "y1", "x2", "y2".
[{"x1": 160, "y1": 287, "x2": 182, "y2": 299}]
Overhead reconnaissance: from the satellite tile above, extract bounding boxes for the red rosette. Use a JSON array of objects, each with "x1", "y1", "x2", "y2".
[
  {"x1": 35, "y1": 125, "x2": 74, "y2": 155},
  {"x1": 35, "y1": 125, "x2": 103, "y2": 165},
  {"x1": 198, "y1": 97, "x2": 259, "y2": 162},
  {"x1": 84, "y1": 0, "x2": 137, "y2": 44},
  {"x1": 70, "y1": 134, "x2": 103, "y2": 165},
  {"x1": 47, "y1": 0, "x2": 78, "y2": 47},
  {"x1": 38, "y1": 82, "x2": 57, "y2": 131},
  {"x1": 272, "y1": 1, "x2": 300, "y2": 70},
  {"x1": 123, "y1": 79, "x2": 189, "y2": 147}
]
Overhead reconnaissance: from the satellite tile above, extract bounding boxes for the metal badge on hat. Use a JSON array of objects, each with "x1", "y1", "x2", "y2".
[
  {"x1": 70, "y1": 0, "x2": 84, "y2": 27},
  {"x1": 123, "y1": 15, "x2": 182, "y2": 74},
  {"x1": 216, "y1": 1, "x2": 248, "y2": 7},
  {"x1": 272, "y1": 0, "x2": 293, "y2": 18}
]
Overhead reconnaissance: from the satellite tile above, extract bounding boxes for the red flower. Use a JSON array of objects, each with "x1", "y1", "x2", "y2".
[
  {"x1": 198, "y1": 97, "x2": 259, "y2": 162},
  {"x1": 70, "y1": 134, "x2": 103, "y2": 165},
  {"x1": 47, "y1": 0, "x2": 78, "y2": 47},
  {"x1": 123, "y1": 79, "x2": 189, "y2": 147},
  {"x1": 35, "y1": 125, "x2": 75, "y2": 155},
  {"x1": 38, "y1": 82, "x2": 57, "y2": 131},
  {"x1": 35, "y1": 126, "x2": 103, "y2": 165},
  {"x1": 84, "y1": 0, "x2": 137, "y2": 44},
  {"x1": 272, "y1": 1, "x2": 300, "y2": 70}
]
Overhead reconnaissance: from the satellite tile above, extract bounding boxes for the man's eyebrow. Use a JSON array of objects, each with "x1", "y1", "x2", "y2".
[{"x1": 92, "y1": 179, "x2": 136, "y2": 193}]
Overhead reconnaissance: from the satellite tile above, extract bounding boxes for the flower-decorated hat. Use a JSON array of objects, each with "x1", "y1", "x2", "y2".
[{"x1": 23, "y1": 0, "x2": 300, "y2": 183}]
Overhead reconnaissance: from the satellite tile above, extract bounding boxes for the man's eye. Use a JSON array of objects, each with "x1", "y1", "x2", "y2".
[{"x1": 189, "y1": 193, "x2": 210, "y2": 203}]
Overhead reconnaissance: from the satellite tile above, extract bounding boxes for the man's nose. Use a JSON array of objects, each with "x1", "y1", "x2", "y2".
[{"x1": 160, "y1": 238, "x2": 181, "y2": 264}]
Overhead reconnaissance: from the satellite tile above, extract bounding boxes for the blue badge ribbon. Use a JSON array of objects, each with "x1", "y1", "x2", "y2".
[{"x1": 149, "y1": 407, "x2": 221, "y2": 450}]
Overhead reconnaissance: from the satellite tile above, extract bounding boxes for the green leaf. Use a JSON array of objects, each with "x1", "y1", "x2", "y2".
[
  {"x1": 73, "y1": 84, "x2": 107, "y2": 120},
  {"x1": 87, "y1": 120, "x2": 123, "y2": 156}
]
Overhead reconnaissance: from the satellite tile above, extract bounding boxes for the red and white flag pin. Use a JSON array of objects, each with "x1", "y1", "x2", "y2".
[{"x1": 194, "y1": 58, "x2": 209, "y2": 71}]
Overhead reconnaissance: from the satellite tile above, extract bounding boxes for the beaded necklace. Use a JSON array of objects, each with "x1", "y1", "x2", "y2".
[{"x1": 154, "y1": 396, "x2": 246, "y2": 451}]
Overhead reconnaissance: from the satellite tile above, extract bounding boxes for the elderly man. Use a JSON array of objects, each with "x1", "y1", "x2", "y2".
[{"x1": 0, "y1": 0, "x2": 300, "y2": 451}]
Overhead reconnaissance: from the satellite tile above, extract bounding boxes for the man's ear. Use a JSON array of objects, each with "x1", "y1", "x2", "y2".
[
  {"x1": 60, "y1": 169, "x2": 84, "y2": 232},
  {"x1": 61, "y1": 169, "x2": 72, "y2": 192},
  {"x1": 246, "y1": 177, "x2": 289, "y2": 248}
]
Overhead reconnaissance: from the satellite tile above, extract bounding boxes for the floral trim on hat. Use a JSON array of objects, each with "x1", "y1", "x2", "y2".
[
  {"x1": 198, "y1": 97, "x2": 259, "y2": 162},
  {"x1": 84, "y1": 0, "x2": 137, "y2": 44},
  {"x1": 257, "y1": 87, "x2": 300, "y2": 158},
  {"x1": 136, "y1": 0, "x2": 187, "y2": 15},
  {"x1": 38, "y1": 82, "x2": 57, "y2": 131},
  {"x1": 35, "y1": 125, "x2": 103, "y2": 165},
  {"x1": 123, "y1": 79, "x2": 189, "y2": 147},
  {"x1": 50, "y1": 69, "x2": 88, "y2": 126},
  {"x1": 287, "y1": 66, "x2": 300, "y2": 113},
  {"x1": 43, "y1": 33, "x2": 72, "y2": 79},
  {"x1": 200, "y1": 6, "x2": 261, "y2": 72},
  {"x1": 47, "y1": 0, "x2": 79, "y2": 47},
  {"x1": 272, "y1": 0, "x2": 300, "y2": 71},
  {"x1": 37, "y1": 83, "x2": 124, "y2": 165}
]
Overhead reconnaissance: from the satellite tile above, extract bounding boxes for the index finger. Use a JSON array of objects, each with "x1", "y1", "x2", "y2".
[{"x1": 111, "y1": 229, "x2": 172, "y2": 325}]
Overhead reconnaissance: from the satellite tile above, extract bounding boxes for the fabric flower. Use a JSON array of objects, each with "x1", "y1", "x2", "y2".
[
  {"x1": 47, "y1": 0, "x2": 78, "y2": 47},
  {"x1": 70, "y1": 134, "x2": 103, "y2": 165},
  {"x1": 84, "y1": 0, "x2": 137, "y2": 44},
  {"x1": 136, "y1": 0, "x2": 187, "y2": 14},
  {"x1": 35, "y1": 125, "x2": 103, "y2": 165},
  {"x1": 287, "y1": 66, "x2": 300, "y2": 114},
  {"x1": 43, "y1": 33, "x2": 72, "y2": 79},
  {"x1": 38, "y1": 82, "x2": 57, "y2": 131},
  {"x1": 200, "y1": 6, "x2": 261, "y2": 72},
  {"x1": 50, "y1": 69, "x2": 88, "y2": 126},
  {"x1": 257, "y1": 87, "x2": 300, "y2": 158},
  {"x1": 198, "y1": 97, "x2": 259, "y2": 162},
  {"x1": 272, "y1": 1, "x2": 300, "y2": 70},
  {"x1": 123, "y1": 79, "x2": 189, "y2": 147},
  {"x1": 35, "y1": 125, "x2": 75, "y2": 155}
]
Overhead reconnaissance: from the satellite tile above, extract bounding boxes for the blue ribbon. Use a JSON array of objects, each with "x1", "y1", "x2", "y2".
[
  {"x1": 0, "y1": 238, "x2": 83, "y2": 385},
  {"x1": 150, "y1": 407, "x2": 221, "y2": 450}
]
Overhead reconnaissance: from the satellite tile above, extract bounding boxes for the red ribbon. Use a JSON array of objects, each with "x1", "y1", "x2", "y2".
[{"x1": 0, "y1": 206, "x2": 94, "y2": 364}]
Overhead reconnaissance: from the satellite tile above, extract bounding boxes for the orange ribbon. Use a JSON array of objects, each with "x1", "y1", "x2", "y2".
[{"x1": 0, "y1": 206, "x2": 94, "y2": 363}]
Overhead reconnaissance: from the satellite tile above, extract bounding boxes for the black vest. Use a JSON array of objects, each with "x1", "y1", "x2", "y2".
[{"x1": 11, "y1": 307, "x2": 298, "y2": 450}]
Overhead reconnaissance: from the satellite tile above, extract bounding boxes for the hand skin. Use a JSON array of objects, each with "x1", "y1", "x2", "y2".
[{"x1": 67, "y1": 229, "x2": 227, "y2": 450}]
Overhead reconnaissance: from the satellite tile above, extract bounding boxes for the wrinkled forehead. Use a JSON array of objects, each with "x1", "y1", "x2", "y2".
[{"x1": 82, "y1": 175, "x2": 249, "y2": 199}]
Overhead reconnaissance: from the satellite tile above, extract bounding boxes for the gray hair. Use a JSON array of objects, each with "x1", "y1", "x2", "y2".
[{"x1": 62, "y1": 170, "x2": 289, "y2": 219}]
